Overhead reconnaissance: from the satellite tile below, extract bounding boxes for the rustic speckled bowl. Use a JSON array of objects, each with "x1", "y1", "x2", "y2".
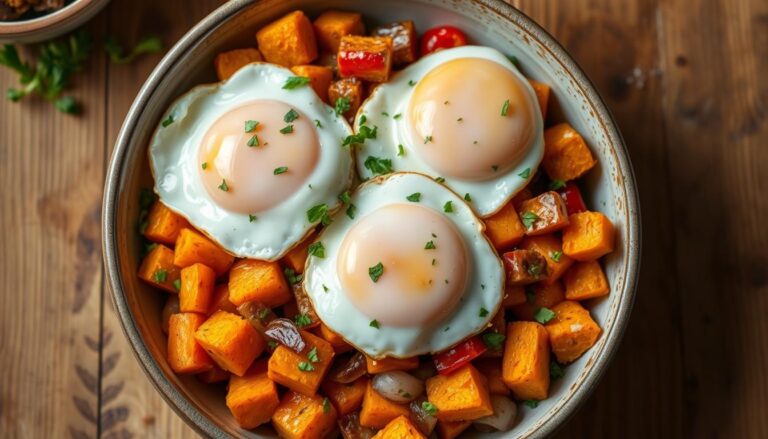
[
  {"x1": 103, "y1": 0, "x2": 641, "y2": 437},
  {"x1": 0, "y1": 0, "x2": 110, "y2": 43}
]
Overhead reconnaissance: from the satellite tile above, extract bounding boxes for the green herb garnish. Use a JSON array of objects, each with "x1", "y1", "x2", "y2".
[
  {"x1": 282, "y1": 76, "x2": 311, "y2": 89},
  {"x1": 482, "y1": 332, "x2": 506, "y2": 350},
  {"x1": 280, "y1": 125, "x2": 294, "y2": 134},
  {"x1": 244, "y1": 120, "x2": 259, "y2": 132},
  {"x1": 534, "y1": 307, "x2": 556, "y2": 324},
  {"x1": 521, "y1": 211, "x2": 539, "y2": 228},
  {"x1": 518, "y1": 167, "x2": 531, "y2": 178},
  {"x1": 273, "y1": 166, "x2": 288, "y2": 175},
  {"x1": 406, "y1": 192, "x2": 421, "y2": 202},
  {"x1": 501, "y1": 99, "x2": 510, "y2": 116},
  {"x1": 307, "y1": 203, "x2": 332, "y2": 226},
  {"x1": 425, "y1": 240, "x2": 436, "y2": 250},
  {"x1": 308, "y1": 241, "x2": 325, "y2": 258},
  {"x1": 443, "y1": 201, "x2": 454, "y2": 213},
  {"x1": 334, "y1": 97, "x2": 351, "y2": 116},
  {"x1": 104, "y1": 35, "x2": 162, "y2": 65},
  {"x1": 369, "y1": 262, "x2": 384, "y2": 283},
  {"x1": 298, "y1": 362, "x2": 315, "y2": 372}
]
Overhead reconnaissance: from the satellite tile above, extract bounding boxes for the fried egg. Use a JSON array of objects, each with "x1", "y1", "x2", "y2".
[
  {"x1": 355, "y1": 46, "x2": 544, "y2": 217},
  {"x1": 149, "y1": 63, "x2": 354, "y2": 260},
  {"x1": 304, "y1": 173, "x2": 503, "y2": 358}
]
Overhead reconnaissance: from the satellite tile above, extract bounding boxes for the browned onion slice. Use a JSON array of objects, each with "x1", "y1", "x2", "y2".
[
  {"x1": 408, "y1": 396, "x2": 438, "y2": 435},
  {"x1": 329, "y1": 352, "x2": 367, "y2": 384},
  {"x1": 264, "y1": 318, "x2": 306, "y2": 353},
  {"x1": 338, "y1": 412, "x2": 375, "y2": 439},
  {"x1": 236, "y1": 300, "x2": 276, "y2": 334}
]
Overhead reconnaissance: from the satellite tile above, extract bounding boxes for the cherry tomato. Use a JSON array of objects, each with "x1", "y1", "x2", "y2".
[
  {"x1": 420, "y1": 26, "x2": 468, "y2": 56},
  {"x1": 558, "y1": 182, "x2": 587, "y2": 215},
  {"x1": 432, "y1": 336, "x2": 487, "y2": 375}
]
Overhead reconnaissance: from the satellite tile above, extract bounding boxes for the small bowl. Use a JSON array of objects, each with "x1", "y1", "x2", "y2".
[
  {"x1": 102, "y1": 0, "x2": 641, "y2": 437},
  {"x1": 0, "y1": 0, "x2": 110, "y2": 44}
]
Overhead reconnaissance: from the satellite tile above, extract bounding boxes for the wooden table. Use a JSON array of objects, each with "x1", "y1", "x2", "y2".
[{"x1": 1, "y1": 0, "x2": 765, "y2": 437}]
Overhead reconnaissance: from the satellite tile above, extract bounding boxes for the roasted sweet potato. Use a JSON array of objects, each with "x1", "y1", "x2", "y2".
[
  {"x1": 173, "y1": 228, "x2": 234, "y2": 276},
  {"x1": 528, "y1": 79, "x2": 551, "y2": 120},
  {"x1": 290, "y1": 65, "x2": 333, "y2": 103},
  {"x1": 371, "y1": 21, "x2": 417, "y2": 66},
  {"x1": 272, "y1": 390, "x2": 338, "y2": 439},
  {"x1": 502, "y1": 249, "x2": 548, "y2": 286},
  {"x1": 319, "y1": 323, "x2": 353, "y2": 353},
  {"x1": 517, "y1": 191, "x2": 570, "y2": 236},
  {"x1": 208, "y1": 284, "x2": 237, "y2": 315},
  {"x1": 502, "y1": 285, "x2": 527, "y2": 308},
  {"x1": 484, "y1": 200, "x2": 526, "y2": 250},
  {"x1": 372, "y1": 415, "x2": 426, "y2": 439},
  {"x1": 198, "y1": 365, "x2": 229, "y2": 384},
  {"x1": 360, "y1": 380, "x2": 410, "y2": 428},
  {"x1": 268, "y1": 330, "x2": 335, "y2": 396},
  {"x1": 474, "y1": 359, "x2": 510, "y2": 396},
  {"x1": 256, "y1": 11, "x2": 318, "y2": 67},
  {"x1": 194, "y1": 310, "x2": 265, "y2": 376},
  {"x1": 542, "y1": 123, "x2": 597, "y2": 181},
  {"x1": 282, "y1": 234, "x2": 313, "y2": 274},
  {"x1": 226, "y1": 360, "x2": 280, "y2": 429},
  {"x1": 137, "y1": 244, "x2": 181, "y2": 293},
  {"x1": 179, "y1": 263, "x2": 216, "y2": 314},
  {"x1": 161, "y1": 295, "x2": 180, "y2": 334},
  {"x1": 321, "y1": 376, "x2": 368, "y2": 416},
  {"x1": 520, "y1": 234, "x2": 574, "y2": 285},
  {"x1": 511, "y1": 281, "x2": 565, "y2": 321},
  {"x1": 214, "y1": 48, "x2": 263, "y2": 81},
  {"x1": 502, "y1": 321, "x2": 550, "y2": 400},
  {"x1": 436, "y1": 420, "x2": 471, "y2": 439},
  {"x1": 142, "y1": 201, "x2": 190, "y2": 246},
  {"x1": 338, "y1": 35, "x2": 393, "y2": 82},
  {"x1": 313, "y1": 10, "x2": 365, "y2": 52},
  {"x1": 228, "y1": 259, "x2": 291, "y2": 307},
  {"x1": 329, "y1": 78, "x2": 363, "y2": 121},
  {"x1": 564, "y1": 261, "x2": 610, "y2": 300},
  {"x1": 425, "y1": 364, "x2": 493, "y2": 422},
  {"x1": 562, "y1": 211, "x2": 615, "y2": 261},
  {"x1": 366, "y1": 356, "x2": 419, "y2": 374},
  {"x1": 168, "y1": 313, "x2": 214, "y2": 374},
  {"x1": 545, "y1": 300, "x2": 602, "y2": 363}
]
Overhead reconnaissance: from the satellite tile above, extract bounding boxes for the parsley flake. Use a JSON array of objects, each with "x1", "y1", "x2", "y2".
[
  {"x1": 346, "y1": 204, "x2": 357, "y2": 219},
  {"x1": 364, "y1": 156, "x2": 393, "y2": 175},
  {"x1": 521, "y1": 211, "x2": 539, "y2": 228},
  {"x1": 323, "y1": 397, "x2": 331, "y2": 414},
  {"x1": 464, "y1": 193, "x2": 472, "y2": 202},
  {"x1": 284, "y1": 109, "x2": 299, "y2": 123},
  {"x1": 524, "y1": 400, "x2": 540, "y2": 409},
  {"x1": 550, "y1": 361, "x2": 565, "y2": 380},
  {"x1": 307, "y1": 204, "x2": 332, "y2": 225},
  {"x1": 421, "y1": 401, "x2": 438, "y2": 416},
  {"x1": 408, "y1": 79, "x2": 417, "y2": 86},
  {"x1": 424, "y1": 135, "x2": 433, "y2": 144},
  {"x1": 153, "y1": 269, "x2": 167, "y2": 283},
  {"x1": 308, "y1": 241, "x2": 325, "y2": 258},
  {"x1": 534, "y1": 307, "x2": 556, "y2": 324},
  {"x1": 201, "y1": 162, "x2": 208, "y2": 170},
  {"x1": 370, "y1": 319, "x2": 380, "y2": 329},
  {"x1": 295, "y1": 314, "x2": 312, "y2": 328},
  {"x1": 359, "y1": 114, "x2": 367, "y2": 125},
  {"x1": 435, "y1": 177, "x2": 445, "y2": 183},
  {"x1": 247, "y1": 134, "x2": 260, "y2": 147},
  {"x1": 218, "y1": 179, "x2": 229, "y2": 192},
  {"x1": 482, "y1": 332, "x2": 506, "y2": 350},
  {"x1": 479, "y1": 307, "x2": 489, "y2": 317},
  {"x1": 369, "y1": 262, "x2": 384, "y2": 283},
  {"x1": 549, "y1": 179, "x2": 566, "y2": 190},
  {"x1": 172, "y1": 279, "x2": 181, "y2": 291},
  {"x1": 307, "y1": 346, "x2": 319, "y2": 363},
  {"x1": 501, "y1": 99, "x2": 510, "y2": 116},
  {"x1": 518, "y1": 167, "x2": 531, "y2": 178},
  {"x1": 314, "y1": 119, "x2": 322, "y2": 128},
  {"x1": 273, "y1": 166, "x2": 288, "y2": 175},
  {"x1": 443, "y1": 201, "x2": 454, "y2": 213},
  {"x1": 343, "y1": 125, "x2": 378, "y2": 146},
  {"x1": 298, "y1": 362, "x2": 315, "y2": 372},
  {"x1": 280, "y1": 125, "x2": 294, "y2": 134},
  {"x1": 393, "y1": 113, "x2": 402, "y2": 120},
  {"x1": 282, "y1": 76, "x2": 311, "y2": 89},
  {"x1": 161, "y1": 115, "x2": 174, "y2": 127},
  {"x1": 425, "y1": 240, "x2": 436, "y2": 250},
  {"x1": 397, "y1": 144, "x2": 405, "y2": 156},
  {"x1": 334, "y1": 97, "x2": 351, "y2": 116},
  {"x1": 406, "y1": 192, "x2": 421, "y2": 202},
  {"x1": 284, "y1": 268, "x2": 303, "y2": 285},
  {"x1": 550, "y1": 251, "x2": 563, "y2": 262},
  {"x1": 339, "y1": 191, "x2": 351, "y2": 204},
  {"x1": 244, "y1": 120, "x2": 259, "y2": 132},
  {"x1": 249, "y1": 214, "x2": 257, "y2": 222}
]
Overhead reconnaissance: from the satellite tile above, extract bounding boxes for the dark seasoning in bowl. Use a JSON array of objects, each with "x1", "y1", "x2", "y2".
[{"x1": 0, "y1": 0, "x2": 70, "y2": 21}]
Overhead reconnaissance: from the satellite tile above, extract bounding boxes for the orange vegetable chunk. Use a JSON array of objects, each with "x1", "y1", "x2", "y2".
[
  {"x1": 198, "y1": 365, "x2": 229, "y2": 384},
  {"x1": 138, "y1": 244, "x2": 181, "y2": 293},
  {"x1": 142, "y1": 201, "x2": 190, "y2": 245},
  {"x1": 179, "y1": 263, "x2": 215, "y2": 313},
  {"x1": 502, "y1": 321, "x2": 550, "y2": 401},
  {"x1": 502, "y1": 285, "x2": 527, "y2": 308},
  {"x1": 173, "y1": 228, "x2": 234, "y2": 276},
  {"x1": 328, "y1": 78, "x2": 363, "y2": 121},
  {"x1": 518, "y1": 191, "x2": 570, "y2": 236},
  {"x1": 290, "y1": 65, "x2": 333, "y2": 103},
  {"x1": 226, "y1": 361, "x2": 279, "y2": 429},
  {"x1": 436, "y1": 420, "x2": 471, "y2": 439},
  {"x1": 562, "y1": 211, "x2": 615, "y2": 261},
  {"x1": 484, "y1": 200, "x2": 526, "y2": 250},
  {"x1": 425, "y1": 364, "x2": 493, "y2": 422},
  {"x1": 321, "y1": 377, "x2": 368, "y2": 416},
  {"x1": 371, "y1": 21, "x2": 418, "y2": 66},
  {"x1": 511, "y1": 281, "x2": 565, "y2": 321},
  {"x1": 256, "y1": 10, "x2": 318, "y2": 67},
  {"x1": 168, "y1": 313, "x2": 214, "y2": 374},
  {"x1": 228, "y1": 259, "x2": 291, "y2": 307},
  {"x1": 475, "y1": 359, "x2": 510, "y2": 396},
  {"x1": 372, "y1": 415, "x2": 426, "y2": 439},
  {"x1": 359, "y1": 380, "x2": 410, "y2": 428},
  {"x1": 213, "y1": 48, "x2": 263, "y2": 81},
  {"x1": 272, "y1": 391, "x2": 338, "y2": 439},
  {"x1": 313, "y1": 10, "x2": 365, "y2": 52},
  {"x1": 520, "y1": 234, "x2": 574, "y2": 285},
  {"x1": 194, "y1": 310, "x2": 265, "y2": 376},
  {"x1": 319, "y1": 323, "x2": 353, "y2": 353},
  {"x1": 365, "y1": 355, "x2": 419, "y2": 374},
  {"x1": 542, "y1": 123, "x2": 597, "y2": 181},
  {"x1": 503, "y1": 249, "x2": 548, "y2": 286},
  {"x1": 528, "y1": 79, "x2": 550, "y2": 119},
  {"x1": 208, "y1": 284, "x2": 237, "y2": 315},
  {"x1": 545, "y1": 300, "x2": 602, "y2": 363},
  {"x1": 161, "y1": 295, "x2": 180, "y2": 334},
  {"x1": 268, "y1": 330, "x2": 335, "y2": 396},
  {"x1": 338, "y1": 35, "x2": 393, "y2": 82},
  {"x1": 564, "y1": 260, "x2": 610, "y2": 300}
]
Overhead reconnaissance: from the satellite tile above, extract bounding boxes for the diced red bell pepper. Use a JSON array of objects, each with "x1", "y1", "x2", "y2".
[
  {"x1": 337, "y1": 36, "x2": 393, "y2": 82},
  {"x1": 420, "y1": 25, "x2": 468, "y2": 56},
  {"x1": 558, "y1": 182, "x2": 587, "y2": 215},
  {"x1": 432, "y1": 335, "x2": 487, "y2": 375}
]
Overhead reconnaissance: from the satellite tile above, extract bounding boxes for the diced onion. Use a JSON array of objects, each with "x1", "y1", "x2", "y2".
[
  {"x1": 473, "y1": 395, "x2": 518, "y2": 431},
  {"x1": 329, "y1": 352, "x2": 367, "y2": 384},
  {"x1": 409, "y1": 397, "x2": 438, "y2": 435},
  {"x1": 372, "y1": 371, "x2": 424, "y2": 403}
]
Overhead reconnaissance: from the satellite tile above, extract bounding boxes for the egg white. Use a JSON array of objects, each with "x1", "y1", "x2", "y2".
[
  {"x1": 149, "y1": 63, "x2": 354, "y2": 260},
  {"x1": 354, "y1": 46, "x2": 544, "y2": 217},
  {"x1": 304, "y1": 173, "x2": 504, "y2": 358}
]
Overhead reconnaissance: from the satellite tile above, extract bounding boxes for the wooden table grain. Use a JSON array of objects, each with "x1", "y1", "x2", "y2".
[{"x1": 1, "y1": 0, "x2": 765, "y2": 437}]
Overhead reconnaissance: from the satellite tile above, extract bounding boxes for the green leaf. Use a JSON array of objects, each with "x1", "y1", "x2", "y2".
[
  {"x1": 346, "y1": 204, "x2": 356, "y2": 219},
  {"x1": 247, "y1": 134, "x2": 260, "y2": 147},
  {"x1": 279, "y1": 125, "x2": 294, "y2": 134},
  {"x1": 284, "y1": 267, "x2": 303, "y2": 285},
  {"x1": 153, "y1": 269, "x2": 167, "y2": 283},
  {"x1": 307, "y1": 203, "x2": 332, "y2": 226},
  {"x1": 342, "y1": 125, "x2": 378, "y2": 147},
  {"x1": 369, "y1": 262, "x2": 384, "y2": 283},
  {"x1": 501, "y1": 99, "x2": 510, "y2": 116},
  {"x1": 282, "y1": 76, "x2": 311, "y2": 89},
  {"x1": 443, "y1": 201, "x2": 454, "y2": 213},
  {"x1": 549, "y1": 179, "x2": 566, "y2": 190},
  {"x1": 249, "y1": 214, "x2": 257, "y2": 223},
  {"x1": 533, "y1": 307, "x2": 556, "y2": 324},
  {"x1": 218, "y1": 179, "x2": 229, "y2": 192},
  {"x1": 482, "y1": 332, "x2": 506, "y2": 350},
  {"x1": 518, "y1": 167, "x2": 531, "y2": 178},
  {"x1": 274, "y1": 166, "x2": 289, "y2": 175},
  {"x1": 308, "y1": 241, "x2": 325, "y2": 258},
  {"x1": 424, "y1": 240, "x2": 436, "y2": 250},
  {"x1": 550, "y1": 361, "x2": 565, "y2": 380},
  {"x1": 298, "y1": 361, "x2": 315, "y2": 372},
  {"x1": 369, "y1": 319, "x2": 380, "y2": 329},
  {"x1": 323, "y1": 397, "x2": 331, "y2": 414},
  {"x1": 364, "y1": 156, "x2": 393, "y2": 176},
  {"x1": 550, "y1": 251, "x2": 563, "y2": 262},
  {"x1": 397, "y1": 144, "x2": 405, "y2": 156},
  {"x1": 478, "y1": 307, "x2": 489, "y2": 317},
  {"x1": 54, "y1": 96, "x2": 77, "y2": 114},
  {"x1": 105, "y1": 35, "x2": 162, "y2": 64},
  {"x1": 406, "y1": 192, "x2": 421, "y2": 202},
  {"x1": 524, "y1": 400, "x2": 539, "y2": 409},
  {"x1": 244, "y1": 120, "x2": 259, "y2": 132},
  {"x1": 334, "y1": 97, "x2": 350, "y2": 116},
  {"x1": 421, "y1": 401, "x2": 438, "y2": 416},
  {"x1": 338, "y1": 191, "x2": 351, "y2": 204},
  {"x1": 521, "y1": 211, "x2": 539, "y2": 228},
  {"x1": 295, "y1": 314, "x2": 312, "y2": 328},
  {"x1": 284, "y1": 108, "x2": 299, "y2": 123},
  {"x1": 172, "y1": 279, "x2": 181, "y2": 292},
  {"x1": 464, "y1": 193, "x2": 472, "y2": 202}
]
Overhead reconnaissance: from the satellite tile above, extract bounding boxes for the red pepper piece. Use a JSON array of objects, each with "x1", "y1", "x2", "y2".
[
  {"x1": 337, "y1": 36, "x2": 393, "y2": 82},
  {"x1": 432, "y1": 335, "x2": 487, "y2": 375},
  {"x1": 420, "y1": 25, "x2": 468, "y2": 56},
  {"x1": 558, "y1": 182, "x2": 587, "y2": 215}
]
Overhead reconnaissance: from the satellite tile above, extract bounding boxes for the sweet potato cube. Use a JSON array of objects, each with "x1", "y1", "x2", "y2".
[
  {"x1": 321, "y1": 377, "x2": 367, "y2": 416},
  {"x1": 338, "y1": 35, "x2": 393, "y2": 82},
  {"x1": 173, "y1": 228, "x2": 234, "y2": 276},
  {"x1": 502, "y1": 249, "x2": 548, "y2": 286},
  {"x1": 474, "y1": 359, "x2": 510, "y2": 396},
  {"x1": 518, "y1": 191, "x2": 570, "y2": 236},
  {"x1": 436, "y1": 420, "x2": 471, "y2": 439},
  {"x1": 502, "y1": 321, "x2": 550, "y2": 400},
  {"x1": 528, "y1": 79, "x2": 551, "y2": 119},
  {"x1": 142, "y1": 201, "x2": 190, "y2": 245},
  {"x1": 194, "y1": 311, "x2": 265, "y2": 376},
  {"x1": 545, "y1": 301, "x2": 602, "y2": 363},
  {"x1": 502, "y1": 285, "x2": 527, "y2": 307},
  {"x1": 313, "y1": 10, "x2": 365, "y2": 52},
  {"x1": 272, "y1": 391, "x2": 338, "y2": 439},
  {"x1": 198, "y1": 365, "x2": 229, "y2": 384},
  {"x1": 228, "y1": 259, "x2": 291, "y2": 307},
  {"x1": 511, "y1": 281, "x2": 565, "y2": 321},
  {"x1": 564, "y1": 261, "x2": 610, "y2": 300},
  {"x1": 372, "y1": 21, "x2": 417, "y2": 66},
  {"x1": 542, "y1": 123, "x2": 597, "y2": 181},
  {"x1": 360, "y1": 381, "x2": 410, "y2": 428},
  {"x1": 161, "y1": 295, "x2": 180, "y2": 334},
  {"x1": 287, "y1": 283, "x2": 320, "y2": 329},
  {"x1": 290, "y1": 65, "x2": 333, "y2": 103},
  {"x1": 208, "y1": 284, "x2": 237, "y2": 315},
  {"x1": 484, "y1": 200, "x2": 526, "y2": 250},
  {"x1": 373, "y1": 415, "x2": 426, "y2": 439},
  {"x1": 426, "y1": 364, "x2": 493, "y2": 422},
  {"x1": 179, "y1": 263, "x2": 216, "y2": 313},
  {"x1": 226, "y1": 361, "x2": 279, "y2": 429},
  {"x1": 214, "y1": 48, "x2": 263, "y2": 81},
  {"x1": 520, "y1": 234, "x2": 574, "y2": 285},
  {"x1": 329, "y1": 78, "x2": 363, "y2": 121},
  {"x1": 562, "y1": 211, "x2": 615, "y2": 261},
  {"x1": 512, "y1": 186, "x2": 534, "y2": 210},
  {"x1": 168, "y1": 313, "x2": 214, "y2": 374},
  {"x1": 365, "y1": 355, "x2": 419, "y2": 374},
  {"x1": 319, "y1": 323, "x2": 352, "y2": 353},
  {"x1": 268, "y1": 330, "x2": 335, "y2": 396},
  {"x1": 256, "y1": 10, "x2": 318, "y2": 67},
  {"x1": 138, "y1": 244, "x2": 181, "y2": 293},
  {"x1": 282, "y1": 235, "x2": 312, "y2": 274}
]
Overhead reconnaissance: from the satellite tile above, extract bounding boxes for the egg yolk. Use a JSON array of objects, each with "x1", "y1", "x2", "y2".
[
  {"x1": 407, "y1": 58, "x2": 536, "y2": 181},
  {"x1": 198, "y1": 100, "x2": 319, "y2": 214},
  {"x1": 337, "y1": 203, "x2": 469, "y2": 327}
]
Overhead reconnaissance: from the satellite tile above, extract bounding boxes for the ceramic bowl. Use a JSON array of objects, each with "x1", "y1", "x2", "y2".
[
  {"x1": 103, "y1": 0, "x2": 641, "y2": 437},
  {"x1": 0, "y1": 0, "x2": 110, "y2": 43}
]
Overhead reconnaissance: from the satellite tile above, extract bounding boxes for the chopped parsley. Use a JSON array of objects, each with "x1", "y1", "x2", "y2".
[
  {"x1": 397, "y1": 144, "x2": 405, "y2": 156},
  {"x1": 279, "y1": 125, "x2": 294, "y2": 134},
  {"x1": 284, "y1": 268, "x2": 303, "y2": 285},
  {"x1": 443, "y1": 201, "x2": 454, "y2": 213},
  {"x1": 334, "y1": 97, "x2": 351, "y2": 116},
  {"x1": 524, "y1": 400, "x2": 540, "y2": 409},
  {"x1": 421, "y1": 401, "x2": 438, "y2": 416},
  {"x1": 370, "y1": 319, "x2": 380, "y2": 329},
  {"x1": 218, "y1": 179, "x2": 229, "y2": 192},
  {"x1": 359, "y1": 114, "x2": 367, "y2": 125},
  {"x1": 161, "y1": 115, "x2": 174, "y2": 127},
  {"x1": 501, "y1": 99, "x2": 510, "y2": 116},
  {"x1": 294, "y1": 314, "x2": 312, "y2": 328},
  {"x1": 550, "y1": 251, "x2": 563, "y2": 262},
  {"x1": 550, "y1": 361, "x2": 565, "y2": 380},
  {"x1": 338, "y1": 191, "x2": 351, "y2": 204},
  {"x1": 527, "y1": 262, "x2": 544, "y2": 277},
  {"x1": 153, "y1": 269, "x2": 167, "y2": 283},
  {"x1": 479, "y1": 307, "x2": 489, "y2": 317},
  {"x1": 247, "y1": 134, "x2": 260, "y2": 147},
  {"x1": 172, "y1": 279, "x2": 181, "y2": 291},
  {"x1": 308, "y1": 241, "x2": 325, "y2": 258},
  {"x1": 521, "y1": 211, "x2": 539, "y2": 228},
  {"x1": 284, "y1": 109, "x2": 299, "y2": 123},
  {"x1": 435, "y1": 177, "x2": 445, "y2": 183},
  {"x1": 298, "y1": 362, "x2": 315, "y2": 372},
  {"x1": 482, "y1": 332, "x2": 506, "y2": 350},
  {"x1": 307, "y1": 346, "x2": 319, "y2": 363},
  {"x1": 322, "y1": 284, "x2": 329, "y2": 292},
  {"x1": 244, "y1": 120, "x2": 259, "y2": 132},
  {"x1": 408, "y1": 79, "x2": 417, "y2": 86},
  {"x1": 393, "y1": 113, "x2": 402, "y2": 120},
  {"x1": 248, "y1": 214, "x2": 257, "y2": 222},
  {"x1": 549, "y1": 179, "x2": 566, "y2": 190},
  {"x1": 369, "y1": 262, "x2": 384, "y2": 283},
  {"x1": 314, "y1": 119, "x2": 322, "y2": 128},
  {"x1": 273, "y1": 166, "x2": 288, "y2": 175},
  {"x1": 364, "y1": 156, "x2": 393, "y2": 175},
  {"x1": 424, "y1": 240, "x2": 436, "y2": 250},
  {"x1": 282, "y1": 76, "x2": 311, "y2": 89},
  {"x1": 201, "y1": 162, "x2": 208, "y2": 170},
  {"x1": 534, "y1": 307, "x2": 556, "y2": 324},
  {"x1": 518, "y1": 167, "x2": 531, "y2": 178},
  {"x1": 307, "y1": 203, "x2": 332, "y2": 226},
  {"x1": 342, "y1": 125, "x2": 378, "y2": 147},
  {"x1": 346, "y1": 204, "x2": 357, "y2": 219},
  {"x1": 424, "y1": 135, "x2": 433, "y2": 144},
  {"x1": 464, "y1": 193, "x2": 472, "y2": 202},
  {"x1": 406, "y1": 192, "x2": 421, "y2": 202},
  {"x1": 381, "y1": 111, "x2": 389, "y2": 117},
  {"x1": 322, "y1": 397, "x2": 331, "y2": 414}
]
